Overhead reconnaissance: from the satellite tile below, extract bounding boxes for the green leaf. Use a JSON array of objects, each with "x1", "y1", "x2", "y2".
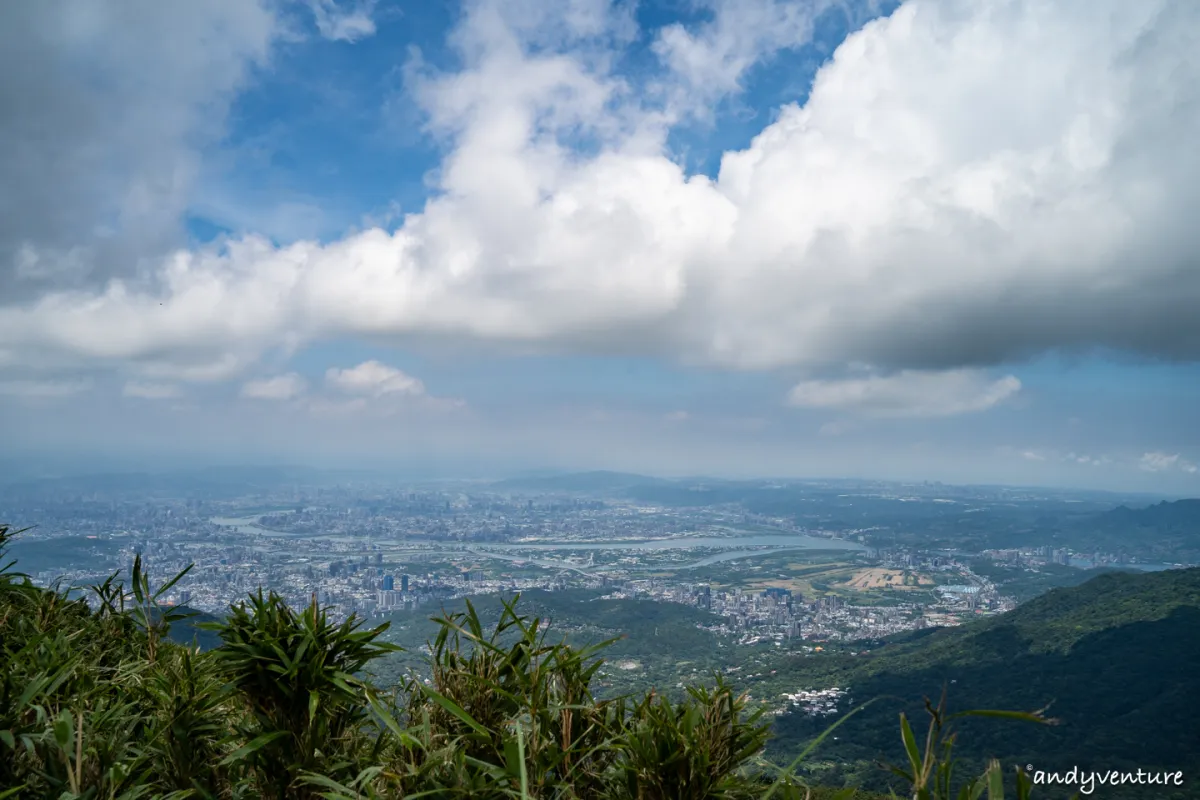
[
  {"x1": 1014, "y1": 765, "x2": 1035, "y2": 800},
  {"x1": 951, "y1": 709, "x2": 1057, "y2": 726},
  {"x1": 986, "y1": 759, "x2": 1005, "y2": 799},
  {"x1": 366, "y1": 693, "x2": 424, "y2": 750},
  {"x1": 420, "y1": 685, "x2": 492, "y2": 738},
  {"x1": 959, "y1": 773, "x2": 988, "y2": 800},
  {"x1": 219, "y1": 730, "x2": 288, "y2": 766},
  {"x1": 300, "y1": 771, "x2": 359, "y2": 799},
  {"x1": 53, "y1": 709, "x2": 74, "y2": 752},
  {"x1": 900, "y1": 712, "x2": 923, "y2": 784},
  {"x1": 153, "y1": 563, "x2": 195, "y2": 600},
  {"x1": 516, "y1": 720, "x2": 530, "y2": 800}
]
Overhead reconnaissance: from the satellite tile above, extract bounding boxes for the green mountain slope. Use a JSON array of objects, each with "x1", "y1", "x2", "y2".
[
  {"x1": 1082, "y1": 499, "x2": 1200, "y2": 559},
  {"x1": 770, "y1": 568, "x2": 1200, "y2": 795},
  {"x1": 164, "y1": 605, "x2": 225, "y2": 650}
]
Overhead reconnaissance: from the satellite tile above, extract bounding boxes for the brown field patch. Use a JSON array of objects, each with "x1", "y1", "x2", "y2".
[
  {"x1": 747, "y1": 567, "x2": 857, "y2": 597},
  {"x1": 840, "y1": 568, "x2": 933, "y2": 591},
  {"x1": 747, "y1": 578, "x2": 812, "y2": 593}
]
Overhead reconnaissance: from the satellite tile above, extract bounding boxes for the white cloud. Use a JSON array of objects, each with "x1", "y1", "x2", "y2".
[
  {"x1": 651, "y1": 0, "x2": 843, "y2": 120},
  {"x1": 137, "y1": 353, "x2": 257, "y2": 385},
  {"x1": 325, "y1": 361, "x2": 425, "y2": 398},
  {"x1": 123, "y1": 381, "x2": 183, "y2": 400},
  {"x1": 1006, "y1": 448, "x2": 1112, "y2": 466},
  {"x1": 1066, "y1": 452, "x2": 1110, "y2": 466},
  {"x1": 241, "y1": 373, "x2": 307, "y2": 400},
  {"x1": 1138, "y1": 451, "x2": 1198, "y2": 474},
  {"x1": 1, "y1": 0, "x2": 1199, "y2": 384},
  {"x1": 787, "y1": 369, "x2": 1020, "y2": 418},
  {"x1": 0, "y1": 1, "x2": 277, "y2": 302},
  {"x1": 665, "y1": 409, "x2": 690, "y2": 422},
  {"x1": 305, "y1": 0, "x2": 377, "y2": 43}
]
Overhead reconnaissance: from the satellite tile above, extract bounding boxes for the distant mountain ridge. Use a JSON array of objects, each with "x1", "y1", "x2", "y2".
[
  {"x1": 1076, "y1": 498, "x2": 1200, "y2": 561},
  {"x1": 489, "y1": 470, "x2": 672, "y2": 493},
  {"x1": 1099, "y1": 498, "x2": 1200, "y2": 529},
  {"x1": 0, "y1": 465, "x2": 385, "y2": 500}
]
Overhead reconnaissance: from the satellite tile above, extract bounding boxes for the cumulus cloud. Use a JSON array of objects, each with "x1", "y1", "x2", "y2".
[
  {"x1": 1138, "y1": 451, "x2": 1198, "y2": 474},
  {"x1": 325, "y1": 361, "x2": 426, "y2": 397},
  {"x1": 0, "y1": 1, "x2": 276, "y2": 301},
  {"x1": 305, "y1": 0, "x2": 377, "y2": 43},
  {"x1": 304, "y1": 361, "x2": 466, "y2": 417},
  {"x1": 241, "y1": 373, "x2": 307, "y2": 400},
  {"x1": 1, "y1": 0, "x2": 1199, "y2": 384},
  {"x1": 136, "y1": 353, "x2": 259, "y2": 385},
  {"x1": 787, "y1": 369, "x2": 1020, "y2": 418},
  {"x1": 123, "y1": 382, "x2": 184, "y2": 400},
  {"x1": 651, "y1": 0, "x2": 860, "y2": 119}
]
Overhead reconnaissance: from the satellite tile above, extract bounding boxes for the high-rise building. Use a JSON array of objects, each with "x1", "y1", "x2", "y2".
[
  {"x1": 382, "y1": 575, "x2": 395, "y2": 591},
  {"x1": 401, "y1": 574, "x2": 409, "y2": 592}
]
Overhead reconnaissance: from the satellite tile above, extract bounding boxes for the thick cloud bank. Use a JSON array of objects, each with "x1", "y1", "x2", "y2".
[
  {"x1": 2, "y1": 0, "x2": 1198, "y2": 385},
  {"x1": 0, "y1": 0, "x2": 275, "y2": 301}
]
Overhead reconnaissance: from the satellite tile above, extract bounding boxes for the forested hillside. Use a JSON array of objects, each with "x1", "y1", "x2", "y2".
[{"x1": 771, "y1": 568, "x2": 1200, "y2": 797}]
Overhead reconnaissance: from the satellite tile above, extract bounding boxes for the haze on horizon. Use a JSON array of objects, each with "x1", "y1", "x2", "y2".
[{"x1": 1, "y1": 0, "x2": 1198, "y2": 495}]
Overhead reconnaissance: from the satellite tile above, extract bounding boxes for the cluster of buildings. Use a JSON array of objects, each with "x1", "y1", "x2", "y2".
[
  {"x1": 980, "y1": 545, "x2": 1138, "y2": 568},
  {"x1": 600, "y1": 553, "x2": 1019, "y2": 644},
  {"x1": 605, "y1": 575, "x2": 1011, "y2": 645},
  {"x1": 245, "y1": 496, "x2": 698, "y2": 544},
  {"x1": 776, "y1": 687, "x2": 848, "y2": 717}
]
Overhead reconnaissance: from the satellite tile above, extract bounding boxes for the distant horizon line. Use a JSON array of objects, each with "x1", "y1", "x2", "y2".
[{"x1": 0, "y1": 460, "x2": 1188, "y2": 501}]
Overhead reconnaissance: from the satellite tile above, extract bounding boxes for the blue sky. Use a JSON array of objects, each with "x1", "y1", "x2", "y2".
[{"x1": 1, "y1": 0, "x2": 1198, "y2": 493}]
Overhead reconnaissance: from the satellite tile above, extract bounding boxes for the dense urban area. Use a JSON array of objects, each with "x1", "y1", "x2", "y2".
[{"x1": 7, "y1": 470, "x2": 1189, "y2": 689}]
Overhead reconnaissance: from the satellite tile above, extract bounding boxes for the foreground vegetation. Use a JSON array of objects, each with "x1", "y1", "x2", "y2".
[{"x1": 2, "y1": 523, "x2": 1054, "y2": 798}]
